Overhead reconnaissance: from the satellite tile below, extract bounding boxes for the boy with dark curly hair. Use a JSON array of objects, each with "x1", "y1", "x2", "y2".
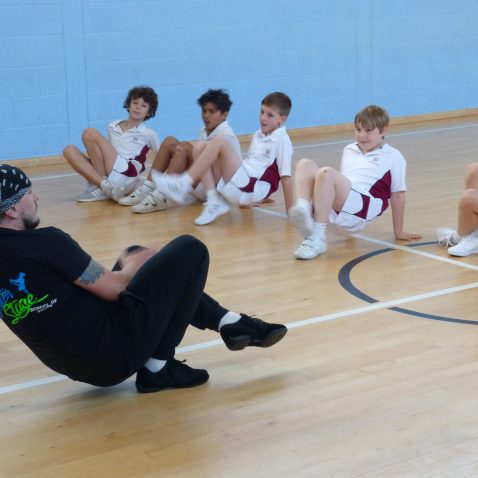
[{"x1": 63, "y1": 85, "x2": 160, "y2": 202}]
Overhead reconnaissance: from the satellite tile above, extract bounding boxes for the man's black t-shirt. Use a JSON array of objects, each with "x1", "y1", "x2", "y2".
[{"x1": 0, "y1": 226, "x2": 109, "y2": 381}]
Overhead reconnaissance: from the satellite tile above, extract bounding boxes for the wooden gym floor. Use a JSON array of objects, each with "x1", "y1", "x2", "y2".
[{"x1": 2, "y1": 115, "x2": 478, "y2": 477}]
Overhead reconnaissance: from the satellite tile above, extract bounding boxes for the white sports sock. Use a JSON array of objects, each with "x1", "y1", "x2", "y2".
[
  {"x1": 313, "y1": 222, "x2": 327, "y2": 239},
  {"x1": 206, "y1": 189, "x2": 221, "y2": 203},
  {"x1": 144, "y1": 357, "x2": 167, "y2": 373},
  {"x1": 296, "y1": 198, "x2": 312, "y2": 213},
  {"x1": 218, "y1": 311, "x2": 241, "y2": 331},
  {"x1": 452, "y1": 232, "x2": 462, "y2": 244}
]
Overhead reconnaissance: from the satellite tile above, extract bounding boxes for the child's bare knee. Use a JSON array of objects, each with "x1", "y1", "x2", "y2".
[
  {"x1": 317, "y1": 166, "x2": 331, "y2": 178},
  {"x1": 296, "y1": 158, "x2": 314, "y2": 172},
  {"x1": 465, "y1": 163, "x2": 478, "y2": 181},
  {"x1": 460, "y1": 189, "x2": 478, "y2": 208},
  {"x1": 82, "y1": 128, "x2": 97, "y2": 142},
  {"x1": 63, "y1": 144, "x2": 76, "y2": 158}
]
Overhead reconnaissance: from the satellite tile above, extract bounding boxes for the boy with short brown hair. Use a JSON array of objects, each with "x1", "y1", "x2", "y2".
[{"x1": 289, "y1": 104, "x2": 421, "y2": 260}]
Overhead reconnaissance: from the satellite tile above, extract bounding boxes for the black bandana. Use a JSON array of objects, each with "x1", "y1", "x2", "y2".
[{"x1": 0, "y1": 164, "x2": 31, "y2": 214}]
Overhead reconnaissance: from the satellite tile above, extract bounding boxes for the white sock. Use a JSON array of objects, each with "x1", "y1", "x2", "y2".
[
  {"x1": 144, "y1": 357, "x2": 167, "y2": 373},
  {"x1": 218, "y1": 311, "x2": 241, "y2": 331},
  {"x1": 296, "y1": 198, "x2": 312, "y2": 213},
  {"x1": 313, "y1": 222, "x2": 327, "y2": 239},
  {"x1": 206, "y1": 189, "x2": 221, "y2": 203},
  {"x1": 451, "y1": 232, "x2": 462, "y2": 244}
]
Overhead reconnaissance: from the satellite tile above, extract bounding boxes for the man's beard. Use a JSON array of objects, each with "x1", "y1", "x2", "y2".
[{"x1": 23, "y1": 216, "x2": 40, "y2": 230}]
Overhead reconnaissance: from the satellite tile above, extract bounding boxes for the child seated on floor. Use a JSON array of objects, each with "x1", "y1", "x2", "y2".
[
  {"x1": 63, "y1": 85, "x2": 160, "y2": 202},
  {"x1": 153, "y1": 92, "x2": 293, "y2": 226},
  {"x1": 289, "y1": 104, "x2": 421, "y2": 260}
]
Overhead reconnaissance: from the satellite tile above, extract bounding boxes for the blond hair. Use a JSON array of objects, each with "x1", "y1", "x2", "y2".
[{"x1": 354, "y1": 105, "x2": 389, "y2": 131}]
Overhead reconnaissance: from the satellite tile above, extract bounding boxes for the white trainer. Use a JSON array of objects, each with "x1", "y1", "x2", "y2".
[
  {"x1": 194, "y1": 199, "x2": 231, "y2": 225},
  {"x1": 151, "y1": 171, "x2": 193, "y2": 205},
  {"x1": 289, "y1": 205, "x2": 314, "y2": 237},
  {"x1": 294, "y1": 234, "x2": 327, "y2": 260},
  {"x1": 119, "y1": 179, "x2": 155, "y2": 206},
  {"x1": 435, "y1": 227, "x2": 459, "y2": 247},
  {"x1": 131, "y1": 190, "x2": 168, "y2": 214},
  {"x1": 100, "y1": 179, "x2": 126, "y2": 202},
  {"x1": 447, "y1": 230, "x2": 478, "y2": 257},
  {"x1": 75, "y1": 186, "x2": 108, "y2": 202}
]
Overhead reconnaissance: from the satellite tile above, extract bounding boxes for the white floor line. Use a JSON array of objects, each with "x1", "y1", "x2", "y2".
[
  {"x1": 294, "y1": 122, "x2": 478, "y2": 151},
  {"x1": 256, "y1": 207, "x2": 478, "y2": 272},
  {"x1": 26, "y1": 122, "x2": 478, "y2": 182},
  {"x1": 4, "y1": 120, "x2": 476, "y2": 395},
  {"x1": 33, "y1": 173, "x2": 77, "y2": 181},
  {"x1": 352, "y1": 233, "x2": 478, "y2": 271},
  {"x1": 2, "y1": 279, "x2": 478, "y2": 396}
]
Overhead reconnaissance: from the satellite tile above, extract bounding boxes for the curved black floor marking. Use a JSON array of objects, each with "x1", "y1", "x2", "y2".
[{"x1": 338, "y1": 241, "x2": 478, "y2": 325}]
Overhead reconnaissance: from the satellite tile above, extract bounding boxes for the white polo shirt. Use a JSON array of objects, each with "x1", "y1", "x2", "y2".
[
  {"x1": 340, "y1": 142, "x2": 407, "y2": 201},
  {"x1": 107, "y1": 120, "x2": 161, "y2": 160},
  {"x1": 243, "y1": 126, "x2": 293, "y2": 179},
  {"x1": 199, "y1": 120, "x2": 242, "y2": 159}
]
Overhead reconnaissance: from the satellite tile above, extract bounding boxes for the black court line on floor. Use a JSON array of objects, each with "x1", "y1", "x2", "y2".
[{"x1": 338, "y1": 241, "x2": 478, "y2": 326}]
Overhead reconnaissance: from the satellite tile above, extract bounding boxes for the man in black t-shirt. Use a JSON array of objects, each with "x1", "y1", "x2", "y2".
[{"x1": 0, "y1": 164, "x2": 287, "y2": 393}]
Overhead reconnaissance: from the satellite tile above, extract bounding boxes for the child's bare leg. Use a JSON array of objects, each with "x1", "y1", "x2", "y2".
[
  {"x1": 63, "y1": 144, "x2": 104, "y2": 186},
  {"x1": 313, "y1": 167, "x2": 351, "y2": 223},
  {"x1": 457, "y1": 189, "x2": 478, "y2": 235},
  {"x1": 464, "y1": 162, "x2": 478, "y2": 190},
  {"x1": 81, "y1": 128, "x2": 117, "y2": 177},
  {"x1": 292, "y1": 165, "x2": 350, "y2": 260},
  {"x1": 189, "y1": 136, "x2": 242, "y2": 182},
  {"x1": 148, "y1": 137, "x2": 193, "y2": 178},
  {"x1": 294, "y1": 158, "x2": 319, "y2": 201}
]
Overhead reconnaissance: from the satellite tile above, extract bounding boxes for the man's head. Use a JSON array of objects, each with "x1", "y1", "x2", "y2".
[
  {"x1": 259, "y1": 92, "x2": 292, "y2": 135},
  {"x1": 123, "y1": 85, "x2": 159, "y2": 120},
  {"x1": 0, "y1": 165, "x2": 39, "y2": 230},
  {"x1": 197, "y1": 89, "x2": 233, "y2": 133}
]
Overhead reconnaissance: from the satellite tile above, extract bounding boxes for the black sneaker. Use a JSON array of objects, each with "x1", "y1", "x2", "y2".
[
  {"x1": 135, "y1": 358, "x2": 209, "y2": 393},
  {"x1": 220, "y1": 314, "x2": 288, "y2": 351}
]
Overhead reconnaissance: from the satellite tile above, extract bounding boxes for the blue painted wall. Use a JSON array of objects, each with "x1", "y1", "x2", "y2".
[{"x1": 1, "y1": 0, "x2": 478, "y2": 160}]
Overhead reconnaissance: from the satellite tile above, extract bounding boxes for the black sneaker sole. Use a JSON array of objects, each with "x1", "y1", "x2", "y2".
[
  {"x1": 221, "y1": 334, "x2": 251, "y2": 351},
  {"x1": 135, "y1": 375, "x2": 209, "y2": 393},
  {"x1": 222, "y1": 326, "x2": 288, "y2": 351},
  {"x1": 251, "y1": 326, "x2": 288, "y2": 348}
]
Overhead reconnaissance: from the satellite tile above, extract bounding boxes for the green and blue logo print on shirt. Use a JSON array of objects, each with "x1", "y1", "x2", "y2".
[{"x1": 0, "y1": 272, "x2": 53, "y2": 325}]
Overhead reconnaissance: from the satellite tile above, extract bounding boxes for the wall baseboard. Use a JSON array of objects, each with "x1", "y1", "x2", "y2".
[{"x1": 4, "y1": 108, "x2": 478, "y2": 169}]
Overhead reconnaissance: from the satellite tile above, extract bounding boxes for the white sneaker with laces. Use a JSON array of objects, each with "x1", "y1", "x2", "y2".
[
  {"x1": 132, "y1": 190, "x2": 168, "y2": 214},
  {"x1": 294, "y1": 234, "x2": 327, "y2": 260},
  {"x1": 100, "y1": 179, "x2": 126, "y2": 202},
  {"x1": 119, "y1": 179, "x2": 155, "y2": 206},
  {"x1": 435, "y1": 227, "x2": 458, "y2": 247},
  {"x1": 195, "y1": 199, "x2": 231, "y2": 225},
  {"x1": 75, "y1": 186, "x2": 108, "y2": 202},
  {"x1": 447, "y1": 231, "x2": 478, "y2": 257},
  {"x1": 289, "y1": 205, "x2": 314, "y2": 237},
  {"x1": 151, "y1": 171, "x2": 193, "y2": 205}
]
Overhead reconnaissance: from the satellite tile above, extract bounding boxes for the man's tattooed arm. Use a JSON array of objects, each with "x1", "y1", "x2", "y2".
[{"x1": 78, "y1": 259, "x2": 106, "y2": 285}]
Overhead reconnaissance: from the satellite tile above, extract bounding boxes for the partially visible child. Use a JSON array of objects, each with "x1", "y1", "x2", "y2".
[
  {"x1": 63, "y1": 85, "x2": 160, "y2": 202},
  {"x1": 119, "y1": 88, "x2": 240, "y2": 213},
  {"x1": 289, "y1": 105, "x2": 422, "y2": 260},
  {"x1": 153, "y1": 92, "x2": 293, "y2": 225},
  {"x1": 436, "y1": 163, "x2": 478, "y2": 256}
]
